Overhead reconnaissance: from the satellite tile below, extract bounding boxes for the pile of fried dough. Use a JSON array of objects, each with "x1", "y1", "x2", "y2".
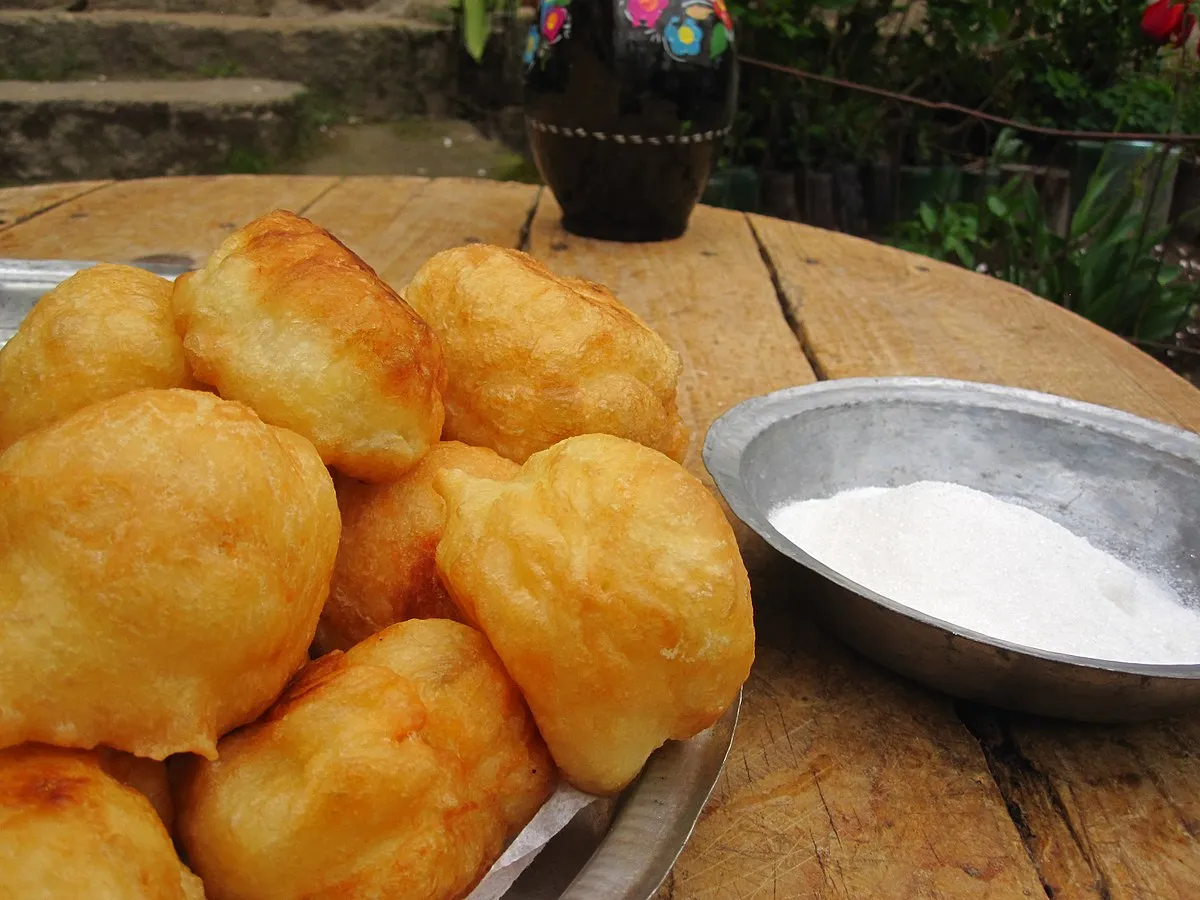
[{"x1": 0, "y1": 212, "x2": 755, "y2": 900}]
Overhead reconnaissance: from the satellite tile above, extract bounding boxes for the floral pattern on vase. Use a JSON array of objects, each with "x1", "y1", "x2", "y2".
[
  {"x1": 539, "y1": 0, "x2": 571, "y2": 44},
  {"x1": 624, "y1": 0, "x2": 669, "y2": 28},
  {"x1": 524, "y1": 0, "x2": 736, "y2": 240},
  {"x1": 528, "y1": 0, "x2": 732, "y2": 69},
  {"x1": 523, "y1": 25, "x2": 541, "y2": 64},
  {"x1": 663, "y1": 14, "x2": 703, "y2": 58}
]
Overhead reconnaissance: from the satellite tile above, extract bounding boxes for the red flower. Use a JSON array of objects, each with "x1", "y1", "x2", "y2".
[{"x1": 1142, "y1": 0, "x2": 1195, "y2": 45}]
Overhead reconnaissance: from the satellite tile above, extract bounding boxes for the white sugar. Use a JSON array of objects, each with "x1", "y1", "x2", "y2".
[{"x1": 769, "y1": 481, "x2": 1200, "y2": 664}]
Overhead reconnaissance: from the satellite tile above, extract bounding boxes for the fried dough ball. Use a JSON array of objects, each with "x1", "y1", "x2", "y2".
[
  {"x1": 176, "y1": 619, "x2": 555, "y2": 900},
  {"x1": 0, "y1": 264, "x2": 195, "y2": 451},
  {"x1": 435, "y1": 433, "x2": 755, "y2": 795},
  {"x1": 315, "y1": 441, "x2": 520, "y2": 653},
  {"x1": 94, "y1": 749, "x2": 175, "y2": 833},
  {"x1": 0, "y1": 745, "x2": 206, "y2": 900},
  {"x1": 0, "y1": 388, "x2": 341, "y2": 761},
  {"x1": 173, "y1": 210, "x2": 447, "y2": 481},
  {"x1": 404, "y1": 244, "x2": 688, "y2": 464},
  {"x1": 95, "y1": 748, "x2": 175, "y2": 832}
]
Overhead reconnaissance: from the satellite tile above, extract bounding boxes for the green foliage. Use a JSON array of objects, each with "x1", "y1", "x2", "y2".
[
  {"x1": 196, "y1": 60, "x2": 242, "y2": 79},
  {"x1": 451, "y1": 0, "x2": 519, "y2": 62},
  {"x1": 893, "y1": 132, "x2": 1198, "y2": 342},
  {"x1": 726, "y1": 0, "x2": 1180, "y2": 169}
]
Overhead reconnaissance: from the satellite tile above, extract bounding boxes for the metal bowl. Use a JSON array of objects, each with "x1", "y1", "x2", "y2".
[{"x1": 704, "y1": 377, "x2": 1200, "y2": 723}]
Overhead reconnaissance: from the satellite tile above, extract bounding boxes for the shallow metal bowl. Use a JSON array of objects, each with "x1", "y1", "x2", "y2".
[{"x1": 704, "y1": 377, "x2": 1200, "y2": 723}]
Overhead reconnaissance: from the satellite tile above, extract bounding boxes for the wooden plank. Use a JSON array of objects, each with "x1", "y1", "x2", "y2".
[
  {"x1": 0, "y1": 175, "x2": 339, "y2": 268},
  {"x1": 750, "y1": 215, "x2": 1200, "y2": 432},
  {"x1": 303, "y1": 177, "x2": 541, "y2": 290},
  {"x1": 0, "y1": 181, "x2": 109, "y2": 231},
  {"x1": 753, "y1": 213, "x2": 1200, "y2": 900},
  {"x1": 528, "y1": 199, "x2": 1047, "y2": 900}
]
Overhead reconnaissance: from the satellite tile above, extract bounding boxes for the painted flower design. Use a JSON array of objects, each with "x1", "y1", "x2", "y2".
[
  {"x1": 664, "y1": 15, "x2": 703, "y2": 58},
  {"x1": 711, "y1": 0, "x2": 733, "y2": 31},
  {"x1": 625, "y1": 0, "x2": 669, "y2": 28},
  {"x1": 541, "y1": 2, "x2": 569, "y2": 42},
  {"x1": 523, "y1": 24, "x2": 541, "y2": 64}
]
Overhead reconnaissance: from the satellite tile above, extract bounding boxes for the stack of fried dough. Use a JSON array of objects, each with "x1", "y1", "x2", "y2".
[{"x1": 0, "y1": 212, "x2": 756, "y2": 900}]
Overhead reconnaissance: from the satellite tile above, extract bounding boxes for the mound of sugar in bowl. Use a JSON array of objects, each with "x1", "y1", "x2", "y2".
[{"x1": 769, "y1": 481, "x2": 1200, "y2": 664}]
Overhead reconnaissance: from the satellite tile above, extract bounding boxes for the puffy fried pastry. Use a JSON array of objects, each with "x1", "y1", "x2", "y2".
[
  {"x1": 315, "y1": 441, "x2": 520, "y2": 652},
  {"x1": 95, "y1": 747, "x2": 175, "y2": 832},
  {"x1": 173, "y1": 210, "x2": 446, "y2": 481},
  {"x1": 404, "y1": 244, "x2": 688, "y2": 464},
  {"x1": 435, "y1": 433, "x2": 755, "y2": 795},
  {"x1": 0, "y1": 388, "x2": 340, "y2": 760},
  {"x1": 176, "y1": 619, "x2": 555, "y2": 900},
  {"x1": 0, "y1": 745, "x2": 205, "y2": 900},
  {"x1": 0, "y1": 263, "x2": 195, "y2": 451}
]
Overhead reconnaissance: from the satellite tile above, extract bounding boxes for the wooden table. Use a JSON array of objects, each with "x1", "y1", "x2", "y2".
[{"x1": 4, "y1": 175, "x2": 1200, "y2": 900}]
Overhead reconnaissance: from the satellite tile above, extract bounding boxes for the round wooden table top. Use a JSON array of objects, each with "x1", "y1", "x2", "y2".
[{"x1": 4, "y1": 174, "x2": 1200, "y2": 900}]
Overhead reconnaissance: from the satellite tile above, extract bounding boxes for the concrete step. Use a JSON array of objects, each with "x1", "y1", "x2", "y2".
[
  {"x1": 0, "y1": 78, "x2": 306, "y2": 183},
  {"x1": 0, "y1": 10, "x2": 455, "y2": 119}
]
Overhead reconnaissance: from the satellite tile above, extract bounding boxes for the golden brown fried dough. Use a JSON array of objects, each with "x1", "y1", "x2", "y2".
[
  {"x1": 173, "y1": 210, "x2": 447, "y2": 481},
  {"x1": 405, "y1": 244, "x2": 688, "y2": 464},
  {"x1": 0, "y1": 745, "x2": 206, "y2": 899},
  {"x1": 0, "y1": 388, "x2": 340, "y2": 761},
  {"x1": 436, "y1": 433, "x2": 754, "y2": 794},
  {"x1": 0, "y1": 264, "x2": 195, "y2": 451},
  {"x1": 315, "y1": 441, "x2": 520, "y2": 653},
  {"x1": 95, "y1": 747, "x2": 175, "y2": 833},
  {"x1": 176, "y1": 619, "x2": 555, "y2": 900}
]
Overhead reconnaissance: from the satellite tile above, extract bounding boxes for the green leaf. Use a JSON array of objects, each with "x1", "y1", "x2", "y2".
[
  {"x1": 462, "y1": 0, "x2": 491, "y2": 62},
  {"x1": 711, "y1": 23, "x2": 729, "y2": 58},
  {"x1": 1069, "y1": 169, "x2": 1120, "y2": 240},
  {"x1": 986, "y1": 195, "x2": 1008, "y2": 219},
  {"x1": 945, "y1": 237, "x2": 975, "y2": 269},
  {"x1": 919, "y1": 202, "x2": 937, "y2": 232}
]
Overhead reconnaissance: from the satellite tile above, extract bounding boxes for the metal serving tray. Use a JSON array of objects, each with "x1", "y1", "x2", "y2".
[{"x1": 0, "y1": 257, "x2": 740, "y2": 899}]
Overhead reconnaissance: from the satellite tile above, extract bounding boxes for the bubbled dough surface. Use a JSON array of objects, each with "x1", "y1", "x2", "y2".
[
  {"x1": 405, "y1": 245, "x2": 688, "y2": 464},
  {"x1": 177, "y1": 619, "x2": 555, "y2": 900},
  {"x1": 316, "y1": 441, "x2": 520, "y2": 653},
  {"x1": 0, "y1": 388, "x2": 341, "y2": 761},
  {"x1": 173, "y1": 210, "x2": 447, "y2": 482},
  {"x1": 0, "y1": 745, "x2": 205, "y2": 900},
  {"x1": 435, "y1": 433, "x2": 754, "y2": 795},
  {"x1": 0, "y1": 264, "x2": 196, "y2": 451}
]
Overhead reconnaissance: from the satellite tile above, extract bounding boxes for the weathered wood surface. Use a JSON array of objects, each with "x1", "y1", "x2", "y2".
[
  {"x1": 0, "y1": 180, "x2": 109, "y2": 231},
  {"x1": 5, "y1": 176, "x2": 1200, "y2": 900}
]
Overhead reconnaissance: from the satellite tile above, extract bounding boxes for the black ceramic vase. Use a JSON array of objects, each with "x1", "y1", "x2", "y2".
[{"x1": 523, "y1": 0, "x2": 737, "y2": 241}]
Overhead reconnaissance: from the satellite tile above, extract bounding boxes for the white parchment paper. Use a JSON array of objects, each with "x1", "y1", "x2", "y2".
[{"x1": 464, "y1": 785, "x2": 599, "y2": 900}]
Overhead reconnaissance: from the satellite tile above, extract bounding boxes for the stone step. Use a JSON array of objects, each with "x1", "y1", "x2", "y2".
[
  {"x1": 0, "y1": 78, "x2": 306, "y2": 183},
  {"x1": 0, "y1": 10, "x2": 455, "y2": 119},
  {"x1": 0, "y1": 0, "x2": 271, "y2": 13}
]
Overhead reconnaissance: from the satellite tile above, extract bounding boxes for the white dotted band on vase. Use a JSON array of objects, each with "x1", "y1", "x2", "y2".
[{"x1": 526, "y1": 117, "x2": 732, "y2": 145}]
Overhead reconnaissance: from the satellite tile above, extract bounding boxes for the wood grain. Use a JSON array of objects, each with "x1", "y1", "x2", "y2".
[
  {"x1": 754, "y1": 211, "x2": 1200, "y2": 900},
  {"x1": 0, "y1": 181, "x2": 109, "y2": 231},
  {"x1": 303, "y1": 176, "x2": 541, "y2": 290},
  {"x1": 530, "y1": 198, "x2": 1047, "y2": 900},
  {"x1": 750, "y1": 214, "x2": 1200, "y2": 432},
  {"x1": 0, "y1": 175, "x2": 339, "y2": 268}
]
